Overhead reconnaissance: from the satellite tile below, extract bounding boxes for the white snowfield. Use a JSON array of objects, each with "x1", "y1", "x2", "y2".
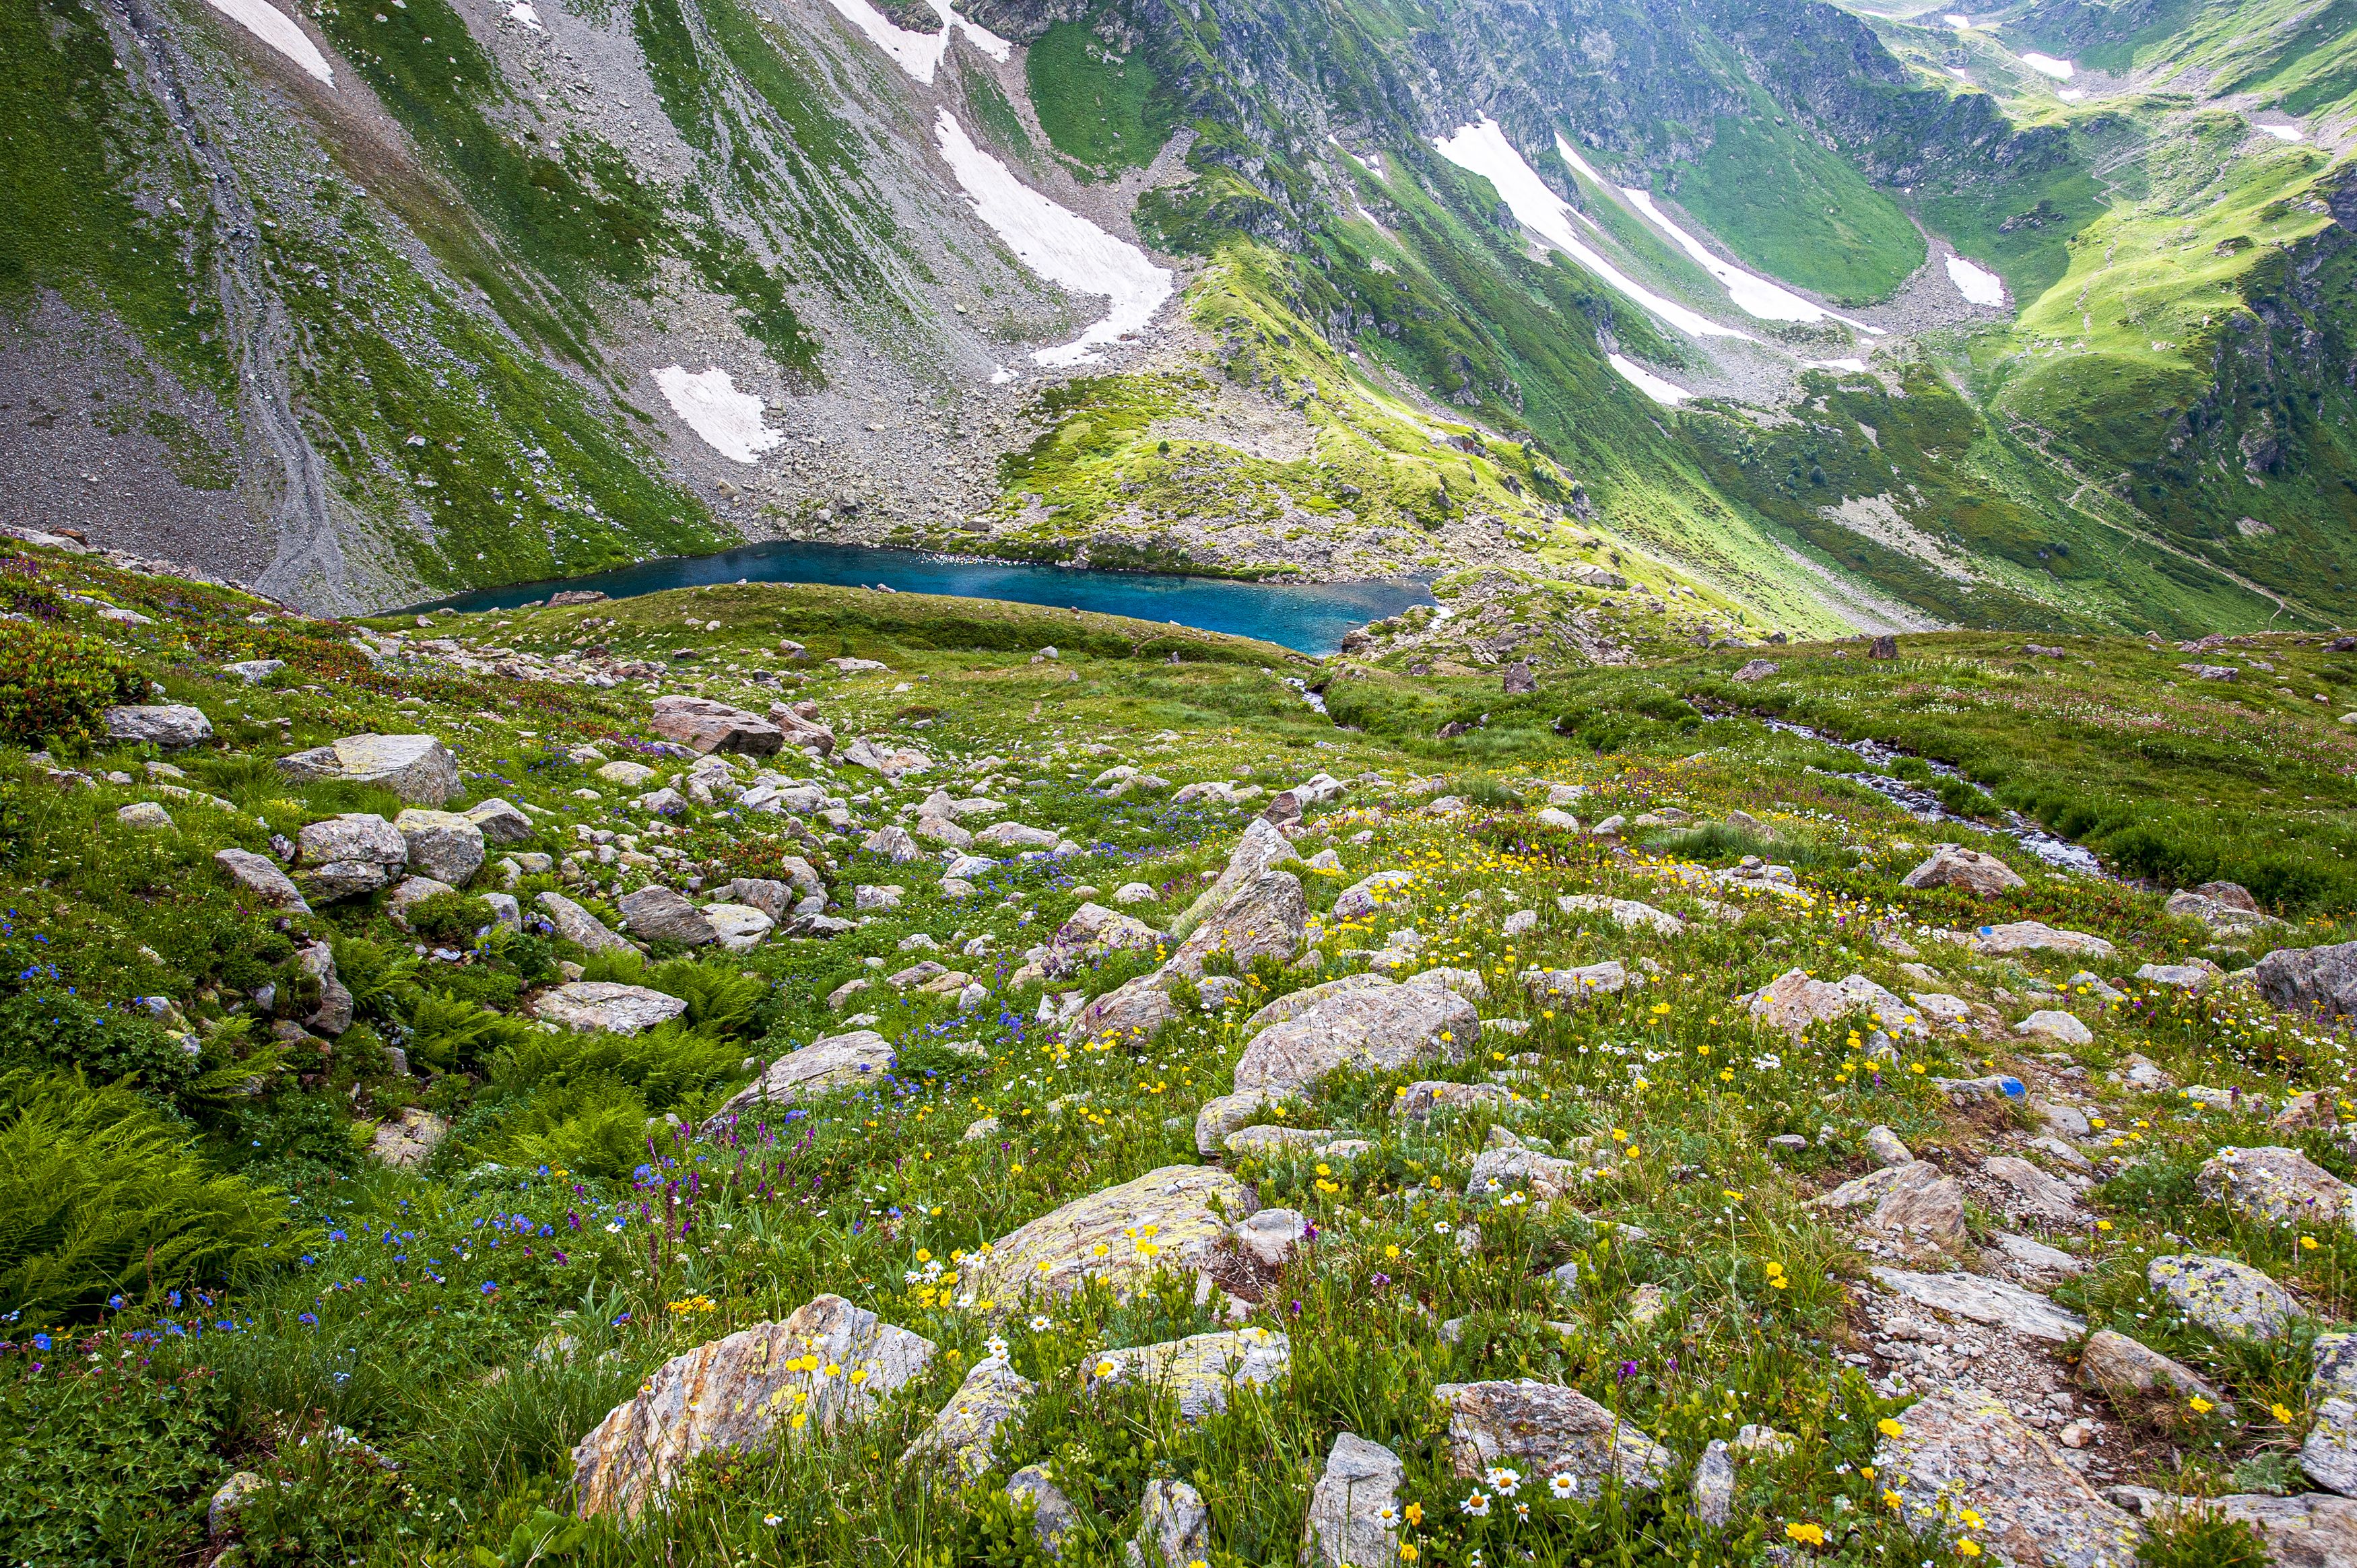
[
  {"x1": 1553, "y1": 133, "x2": 1605, "y2": 184},
  {"x1": 933, "y1": 111, "x2": 1173, "y2": 368},
  {"x1": 1618, "y1": 187, "x2": 1883, "y2": 333},
  {"x1": 508, "y1": 1, "x2": 542, "y2": 28},
  {"x1": 1608, "y1": 353, "x2": 1690, "y2": 405},
  {"x1": 652, "y1": 366, "x2": 785, "y2": 465},
  {"x1": 1432, "y1": 118, "x2": 1752, "y2": 342},
  {"x1": 2019, "y1": 51, "x2": 2074, "y2": 80},
  {"x1": 2256, "y1": 122, "x2": 2306, "y2": 143},
  {"x1": 1945, "y1": 254, "x2": 2007, "y2": 307},
  {"x1": 825, "y1": 0, "x2": 1008, "y2": 84},
  {"x1": 204, "y1": 0, "x2": 334, "y2": 84}
]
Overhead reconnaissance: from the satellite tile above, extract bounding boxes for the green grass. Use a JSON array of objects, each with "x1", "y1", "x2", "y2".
[
  {"x1": 1671, "y1": 110, "x2": 1927, "y2": 305},
  {"x1": 1025, "y1": 18, "x2": 1181, "y2": 176}
]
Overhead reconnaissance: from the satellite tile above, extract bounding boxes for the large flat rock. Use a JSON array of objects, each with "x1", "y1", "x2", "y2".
[
  {"x1": 1232, "y1": 984, "x2": 1478, "y2": 1097},
  {"x1": 278, "y1": 734, "x2": 459, "y2": 805},
  {"x1": 1873, "y1": 1382, "x2": 2139, "y2": 1568},
  {"x1": 1867, "y1": 1267, "x2": 2085, "y2": 1342},
  {"x1": 707, "y1": 1030, "x2": 895, "y2": 1124}
]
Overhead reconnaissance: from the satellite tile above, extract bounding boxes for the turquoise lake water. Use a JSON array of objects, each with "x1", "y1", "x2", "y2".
[{"x1": 416, "y1": 541, "x2": 1433, "y2": 656}]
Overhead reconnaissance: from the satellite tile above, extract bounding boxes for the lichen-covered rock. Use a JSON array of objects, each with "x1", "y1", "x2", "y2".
[
  {"x1": 649, "y1": 695, "x2": 785, "y2": 756},
  {"x1": 2306, "y1": 1399, "x2": 2357, "y2": 1497},
  {"x1": 278, "y1": 734, "x2": 459, "y2": 804},
  {"x1": 1304, "y1": 1432, "x2": 1404, "y2": 1568},
  {"x1": 701, "y1": 904, "x2": 774, "y2": 952},
  {"x1": 618, "y1": 885, "x2": 718, "y2": 947},
  {"x1": 465, "y1": 797, "x2": 535, "y2": 844},
  {"x1": 368, "y1": 1107, "x2": 448, "y2": 1169},
  {"x1": 1392, "y1": 1079, "x2": 1513, "y2": 1121},
  {"x1": 1519, "y1": 960, "x2": 1637, "y2": 1004},
  {"x1": 1138, "y1": 1478, "x2": 1209, "y2": 1568},
  {"x1": 1066, "y1": 973, "x2": 1181, "y2": 1050},
  {"x1": 296, "y1": 813, "x2": 409, "y2": 902},
  {"x1": 1977, "y1": 921, "x2": 2116, "y2": 959},
  {"x1": 905, "y1": 1355, "x2": 1032, "y2": 1478},
  {"x1": 572, "y1": 1295, "x2": 935, "y2": 1520},
  {"x1": 1465, "y1": 1145, "x2": 1584, "y2": 1202},
  {"x1": 1983, "y1": 1156, "x2": 2086, "y2": 1227},
  {"x1": 1167, "y1": 868, "x2": 1306, "y2": 978},
  {"x1": 2016, "y1": 1009, "x2": 2094, "y2": 1046},
  {"x1": 1166, "y1": 819, "x2": 1299, "y2": 942},
  {"x1": 529, "y1": 982, "x2": 689, "y2": 1035},
  {"x1": 1900, "y1": 844, "x2": 2026, "y2": 896},
  {"x1": 1742, "y1": 969, "x2": 1925, "y2": 1039},
  {"x1": 1239, "y1": 974, "x2": 1395, "y2": 1033},
  {"x1": 968, "y1": 1165, "x2": 1256, "y2": 1306},
  {"x1": 2198, "y1": 1146, "x2": 2357, "y2": 1229},
  {"x1": 535, "y1": 890, "x2": 634, "y2": 953},
  {"x1": 393, "y1": 809, "x2": 486, "y2": 885},
  {"x1": 1042, "y1": 903, "x2": 1165, "y2": 978},
  {"x1": 296, "y1": 942, "x2": 353, "y2": 1036},
  {"x1": 1084, "y1": 1326, "x2": 1288, "y2": 1420},
  {"x1": 215, "y1": 847, "x2": 312, "y2": 914},
  {"x1": 104, "y1": 704, "x2": 214, "y2": 751},
  {"x1": 1868, "y1": 1268, "x2": 2086, "y2": 1342},
  {"x1": 1006, "y1": 1466, "x2": 1078, "y2": 1557},
  {"x1": 1812, "y1": 1161, "x2": 1966, "y2": 1240},
  {"x1": 1432, "y1": 1379, "x2": 1674, "y2": 1500},
  {"x1": 1871, "y1": 1383, "x2": 2139, "y2": 1568},
  {"x1": 2254, "y1": 941, "x2": 2357, "y2": 1021},
  {"x1": 2148, "y1": 1253, "x2": 2303, "y2": 1342},
  {"x1": 1331, "y1": 870, "x2": 1416, "y2": 922},
  {"x1": 708, "y1": 1031, "x2": 894, "y2": 1124},
  {"x1": 2079, "y1": 1329, "x2": 2228, "y2": 1409},
  {"x1": 1232, "y1": 984, "x2": 1478, "y2": 1097}
]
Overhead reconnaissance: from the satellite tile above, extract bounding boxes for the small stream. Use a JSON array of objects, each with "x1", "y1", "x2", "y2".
[{"x1": 1759, "y1": 717, "x2": 2109, "y2": 878}]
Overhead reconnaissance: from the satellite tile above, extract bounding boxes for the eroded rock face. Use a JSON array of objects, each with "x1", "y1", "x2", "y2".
[
  {"x1": 968, "y1": 1165, "x2": 1256, "y2": 1306},
  {"x1": 2198, "y1": 1146, "x2": 2357, "y2": 1229},
  {"x1": 1432, "y1": 1379, "x2": 1674, "y2": 1501},
  {"x1": 572, "y1": 1295, "x2": 935, "y2": 1520},
  {"x1": 2255, "y1": 941, "x2": 2357, "y2": 1021},
  {"x1": 1304, "y1": 1432, "x2": 1404, "y2": 1568},
  {"x1": 1900, "y1": 844, "x2": 2026, "y2": 896},
  {"x1": 1084, "y1": 1327, "x2": 1289, "y2": 1420},
  {"x1": 2149, "y1": 1254, "x2": 2303, "y2": 1342},
  {"x1": 1872, "y1": 1383, "x2": 2139, "y2": 1568},
  {"x1": 708, "y1": 1031, "x2": 895, "y2": 1124},
  {"x1": 905, "y1": 1355, "x2": 1033, "y2": 1479},
  {"x1": 650, "y1": 695, "x2": 785, "y2": 756},
  {"x1": 529, "y1": 982, "x2": 688, "y2": 1035},
  {"x1": 279, "y1": 735, "x2": 459, "y2": 804},
  {"x1": 1231, "y1": 985, "x2": 1478, "y2": 1097}
]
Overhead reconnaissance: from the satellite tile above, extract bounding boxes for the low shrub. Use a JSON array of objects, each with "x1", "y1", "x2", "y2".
[{"x1": 0, "y1": 621, "x2": 145, "y2": 745}]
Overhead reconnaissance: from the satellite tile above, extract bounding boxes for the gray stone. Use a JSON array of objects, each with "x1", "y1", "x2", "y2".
[
  {"x1": 1007, "y1": 1466, "x2": 1078, "y2": 1557},
  {"x1": 215, "y1": 848, "x2": 311, "y2": 914},
  {"x1": 115, "y1": 800, "x2": 173, "y2": 830},
  {"x1": 906, "y1": 1355, "x2": 1033, "y2": 1479},
  {"x1": 393, "y1": 809, "x2": 486, "y2": 885},
  {"x1": 1867, "y1": 1267, "x2": 2086, "y2": 1342},
  {"x1": 2016, "y1": 1009, "x2": 2094, "y2": 1046},
  {"x1": 1067, "y1": 973, "x2": 1181, "y2": 1050},
  {"x1": 1554, "y1": 894, "x2": 1686, "y2": 936},
  {"x1": 1465, "y1": 1145, "x2": 1585, "y2": 1202},
  {"x1": 277, "y1": 735, "x2": 459, "y2": 805},
  {"x1": 1990, "y1": 1233, "x2": 2085, "y2": 1275},
  {"x1": 295, "y1": 813, "x2": 409, "y2": 902},
  {"x1": 1043, "y1": 902, "x2": 1166, "y2": 978},
  {"x1": 1232, "y1": 1207, "x2": 1308, "y2": 1270},
  {"x1": 465, "y1": 798, "x2": 535, "y2": 844},
  {"x1": 2314, "y1": 1332, "x2": 2357, "y2": 1401},
  {"x1": 2255, "y1": 941, "x2": 2357, "y2": 1021},
  {"x1": 1193, "y1": 1090, "x2": 1290, "y2": 1155},
  {"x1": 296, "y1": 943, "x2": 352, "y2": 1036},
  {"x1": 103, "y1": 704, "x2": 214, "y2": 750},
  {"x1": 528, "y1": 982, "x2": 689, "y2": 1035},
  {"x1": 1331, "y1": 869, "x2": 1416, "y2": 922},
  {"x1": 572, "y1": 1295, "x2": 935, "y2": 1520},
  {"x1": 2132, "y1": 1492, "x2": 2357, "y2": 1568},
  {"x1": 386, "y1": 875, "x2": 457, "y2": 930},
  {"x1": 649, "y1": 695, "x2": 784, "y2": 756},
  {"x1": 1166, "y1": 819, "x2": 1300, "y2": 942},
  {"x1": 536, "y1": 890, "x2": 632, "y2": 953},
  {"x1": 968, "y1": 1165, "x2": 1255, "y2": 1305},
  {"x1": 222, "y1": 658, "x2": 286, "y2": 685},
  {"x1": 1983, "y1": 1155, "x2": 2086, "y2": 1227},
  {"x1": 1980, "y1": 921, "x2": 2116, "y2": 959},
  {"x1": 1392, "y1": 1079, "x2": 1512, "y2": 1121},
  {"x1": 1167, "y1": 867, "x2": 1306, "y2": 978},
  {"x1": 482, "y1": 892, "x2": 522, "y2": 930},
  {"x1": 2309, "y1": 1399, "x2": 2357, "y2": 1498},
  {"x1": 1240, "y1": 974, "x2": 1396, "y2": 1033},
  {"x1": 619, "y1": 885, "x2": 718, "y2": 947},
  {"x1": 721, "y1": 877, "x2": 803, "y2": 922},
  {"x1": 1084, "y1": 1328, "x2": 1290, "y2": 1421},
  {"x1": 1900, "y1": 844, "x2": 2025, "y2": 896},
  {"x1": 863, "y1": 825, "x2": 927, "y2": 863},
  {"x1": 710, "y1": 1031, "x2": 896, "y2": 1122},
  {"x1": 2148, "y1": 1253, "x2": 2302, "y2": 1341},
  {"x1": 1303, "y1": 1431, "x2": 1403, "y2": 1568},
  {"x1": 1692, "y1": 1439, "x2": 1735, "y2": 1528},
  {"x1": 1232, "y1": 984, "x2": 1478, "y2": 1097},
  {"x1": 1432, "y1": 1379, "x2": 1674, "y2": 1499},
  {"x1": 1520, "y1": 960, "x2": 1638, "y2": 1004},
  {"x1": 1138, "y1": 1478, "x2": 1209, "y2": 1568},
  {"x1": 1866, "y1": 1125, "x2": 1913, "y2": 1167},
  {"x1": 702, "y1": 904, "x2": 774, "y2": 953},
  {"x1": 367, "y1": 1107, "x2": 447, "y2": 1168},
  {"x1": 1813, "y1": 1162, "x2": 1966, "y2": 1241},
  {"x1": 1744, "y1": 969, "x2": 1924, "y2": 1039},
  {"x1": 596, "y1": 761, "x2": 660, "y2": 788},
  {"x1": 2199, "y1": 1146, "x2": 2357, "y2": 1229},
  {"x1": 1871, "y1": 1382, "x2": 2140, "y2": 1568},
  {"x1": 2080, "y1": 1328, "x2": 2228, "y2": 1408}
]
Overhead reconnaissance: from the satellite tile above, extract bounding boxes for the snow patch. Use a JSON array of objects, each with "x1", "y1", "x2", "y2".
[
  {"x1": 2255, "y1": 121, "x2": 2306, "y2": 143},
  {"x1": 933, "y1": 110, "x2": 1172, "y2": 367},
  {"x1": 1948, "y1": 66, "x2": 1972, "y2": 80},
  {"x1": 1552, "y1": 132, "x2": 1605, "y2": 184},
  {"x1": 824, "y1": 0, "x2": 1007, "y2": 83},
  {"x1": 1432, "y1": 118, "x2": 1750, "y2": 341},
  {"x1": 1944, "y1": 254, "x2": 2006, "y2": 308},
  {"x1": 508, "y1": 1, "x2": 541, "y2": 27},
  {"x1": 1944, "y1": 11, "x2": 1970, "y2": 25},
  {"x1": 2056, "y1": 88, "x2": 2084, "y2": 102},
  {"x1": 1619, "y1": 186, "x2": 1883, "y2": 333},
  {"x1": 203, "y1": 0, "x2": 334, "y2": 83},
  {"x1": 653, "y1": 366, "x2": 783, "y2": 465},
  {"x1": 1608, "y1": 353, "x2": 1690, "y2": 405},
  {"x1": 2019, "y1": 51, "x2": 2073, "y2": 80},
  {"x1": 989, "y1": 366, "x2": 1019, "y2": 384}
]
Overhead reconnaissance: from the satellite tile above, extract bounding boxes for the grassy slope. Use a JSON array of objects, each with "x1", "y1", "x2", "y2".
[
  {"x1": 1671, "y1": 109, "x2": 1927, "y2": 306},
  {"x1": 1024, "y1": 17, "x2": 1181, "y2": 176},
  {"x1": 11, "y1": 545, "x2": 2357, "y2": 1566}
]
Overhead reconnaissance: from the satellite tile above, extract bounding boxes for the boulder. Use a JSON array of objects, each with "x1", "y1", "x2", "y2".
[
  {"x1": 1521, "y1": 961, "x2": 1637, "y2": 1004},
  {"x1": 367, "y1": 1107, "x2": 447, "y2": 1169},
  {"x1": 701, "y1": 904, "x2": 774, "y2": 953},
  {"x1": 1167, "y1": 818, "x2": 1300, "y2": 941},
  {"x1": 2305, "y1": 1401, "x2": 2357, "y2": 1501},
  {"x1": 1731, "y1": 659, "x2": 1778, "y2": 683},
  {"x1": 649, "y1": 695, "x2": 784, "y2": 756},
  {"x1": 1166, "y1": 868, "x2": 1306, "y2": 978},
  {"x1": 1193, "y1": 1091, "x2": 1290, "y2": 1155},
  {"x1": 1743, "y1": 969, "x2": 1924, "y2": 1039},
  {"x1": 1084, "y1": 1327, "x2": 1289, "y2": 1420},
  {"x1": 1502, "y1": 659, "x2": 1537, "y2": 694},
  {"x1": 529, "y1": 982, "x2": 689, "y2": 1035},
  {"x1": 1865, "y1": 1125, "x2": 1913, "y2": 1167},
  {"x1": 618, "y1": 885, "x2": 718, "y2": 947},
  {"x1": 215, "y1": 847, "x2": 311, "y2": 914},
  {"x1": 103, "y1": 704, "x2": 214, "y2": 750},
  {"x1": 1240, "y1": 973, "x2": 1395, "y2": 1033},
  {"x1": 597, "y1": 761, "x2": 661, "y2": 788},
  {"x1": 2079, "y1": 1329, "x2": 2228, "y2": 1408},
  {"x1": 1404, "y1": 965, "x2": 1486, "y2": 1002},
  {"x1": 840, "y1": 737, "x2": 931, "y2": 778},
  {"x1": 222, "y1": 658, "x2": 286, "y2": 685},
  {"x1": 2015, "y1": 1010, "x2": 2094, "y2": 1046},
  {"x1": 863, "y1": 825, "x2": 927, "y2": 864},
  {"x1": 277, "y1": 735, "x2": 459, "y2": 804},
  {"x1": 1982, "y1": 1156, "x2": 2085, "y2": 1227},
  {"x1": 1232, "y1": 984, "x2": 1478, "y2": 1097},
  {"x1": 572, "y1": 1295, "x2": 935, "y2": 1520},
  {"x1": 1232, "y1": 1208, "x2": 1309, "y2": 1270},
  {"x1": 1871, "y1": 1383, "x2": 2140, "y2": 1568},
  {"x1": 1979, "y1": 921, "x2": 2115, "y2": 959},
  {"x1": 1393, "y1": 1080, "x2": 1512, "y2": 1122},
  {"x1": 2125, "y1": 1491, "x2": 2357, "y2": 1568},
  {"x1": 1006, "y1": 1466, "x2": 1078, "y2": 1557},
  {"x1": 1331, "y1": 870, "x2": 1416, "y2": 922},
  {"x1": 1303, "y1": 1432, "x2": 1404, "y2": 1568},
  {"x1": 2197, "y1": 1146, "x2": 2357, "y2": 1229},
  {"x1": 115, "y1": 801, "x2": 173, "y2": 830},
  {"x1": 1900, "y1": 844, "x2": 2025, "y2": 895},
  {"x1": 295, "y1": 813, "x2": 409, "y2": 902},
  {"x1": 386, "y1": 876, "x2": 457, "y2": 928},
  {"x1": 1464, "y1": 1145, "x2": 1585, "y2": 1202},
  {"x1": 905, "y1": 1355, "x2": 1033, "y2": 1479},
  {"x1": 465, "y1": 797, "x2": 535, "y2": 844},
  {"x1": 1065, "y1": 974, "x2": 1181, "y2": 1049},
  {"x1": 968, "y1": 1165, "x2": 1255, "y2": 1305},
  {"x1": 1554, "y1": 895, "x2": 1685, "y2": 936},
  {"x1": 2315, "y1": 1332, "x2": 2357, "y2": 1400},
  {"x1": 1432, "y1": 1379, "x2": 1675, "y2": 1500},
  {"x1": 1138, "y1": 1478, "x2": 1209, "y2": 1568},
  {"x1": 535, "y1": 890, "x2": 633, "y2": 953},
  {"x1": 2256, "y1": 941, "x2": 2357, "y2": 1021},
  {"x1": 1812, "y1": 1162, "x2": 1966, "y2": 1241},
  {"x1": 1042, "y1": 903, "x2": 1165, "y2": 978},
  {"x1": 722, "y1": 877, "x2": 806, "y2": 922},
  {"x1": 1113, "y1": 883, "x2": 1158, "y2": 906},
  {"x1": 393, "y1": 809, "x2": 486, "y2": 885},
  {"x1": 296, "y1": 943, "x2": 353, "y2": 1036},
  {"x1": 2148, "y1": 1253, "x2": 2302, "y2": 1341},
  {"x1": 973, "y1": 821, "x2": 1061, "y2": 852},
  {"x1": 709, "y1": 1031, "x2": 896, "y2": 1123},
  {"x1": 1867, "y1": 1268, "x2": 2086, "y2": 1342},
  {"x1": 914, "y1": 815, "x2": 972, "y2": 849}
]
